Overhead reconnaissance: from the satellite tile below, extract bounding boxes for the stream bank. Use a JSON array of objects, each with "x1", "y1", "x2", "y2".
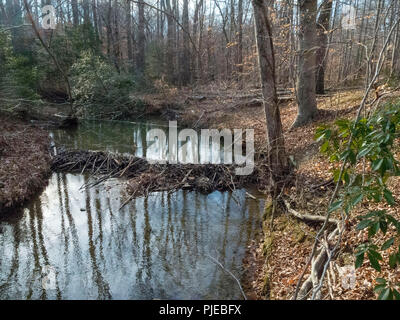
[{"x1": 0, "y1": 116, "x2": 51, "y2": 213}]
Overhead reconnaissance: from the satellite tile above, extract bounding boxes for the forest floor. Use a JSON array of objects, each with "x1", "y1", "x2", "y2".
[{"x1": 0, "y1": 115, "x2": 51, "y2": 213}]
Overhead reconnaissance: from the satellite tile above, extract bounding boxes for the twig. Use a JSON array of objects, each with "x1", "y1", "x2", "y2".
[{"x1": 207, "y1": 254, "x2": 247, "y2": 300}]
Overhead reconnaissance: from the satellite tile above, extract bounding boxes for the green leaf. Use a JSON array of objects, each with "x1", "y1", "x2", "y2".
[
  {"x1": 374, "y1": 284, "x2": 387, "y2": 293},
  {"x1": 380, "y1": 220, "x2": 388, "y2": 234},
  {"x1": 356, "y1": 219, "x2": 371, "y2": 230},
  {"x1": 389, "y1": 253, "x2": 397, "y2": 269},
  {"x1": 357, "y1": 146, "x2": 372, "y2": 159},
  {"x1": 368, "y1": 222, "x2": 380, "y2": 237},
  {"x1": 351, "y1": 193, "x2": 363, "y2": 207},
  {"x1": 368, "y1": 252, "x2": 381, "y2": 271},
  {"x1": 372, "y1": 159, "x2": 384, "y2": 171},
  {"x1": 383, "y1": 189, "x2": 395, "y2": 205},
  {"x1": 333, "y1": 169, "x2": 341, "y2": 182},
  {"x1": 378, "y1": 288, "x2": 391, "y2": 300},
  {"x1": 368, "y1": 249, "x2": 383, "y2": 261},
  {"x1": 328, "y1": 200, "x2": 343, "y2": 213},
  {"x1": 393, "y1": 289, "x2": 400, "y2": 300},
  {"x1": 320, "y1": 140, "x2": 329, "y2": 153},
  {"x1": 381, "y1": 238, "x2": 395, "y2": 250},
  {"x1": 355, "y1": 252, "x2": 364, "y2": 268}
]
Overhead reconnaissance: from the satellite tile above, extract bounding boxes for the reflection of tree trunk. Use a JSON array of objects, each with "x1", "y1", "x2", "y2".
[
  {"x1": 84, "y1": 176, "x2": 111, "y2": 299},
  {"x1": 142, "y1": 197, "x2": 152, "y2": 280},
  {"x1": 35, "y1": 199, "x2": 49, "y2": 266},
  {"x1": 61, "y1": 174, "x2": 82, "y2": 267},
  {"x1": 315, "y1": 0, "x2": 333, "y2": 94},
  {"x1": 292, "y1": 0, "x2": 318, "y2": 128},
  {"x1": 252, "y1": 0, "x2": 288, "y2": 189}
]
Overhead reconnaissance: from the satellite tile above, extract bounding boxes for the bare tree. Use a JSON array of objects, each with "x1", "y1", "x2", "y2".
[
  {"x1": 316, "y1": 0, "x2": 333, "y2": 94},
  {"x1": 252, "y1": 0, "x2": 288, "y2": 188},
  {"x1": 292, "y1": 0, "x2": 318, "y2": 128}
]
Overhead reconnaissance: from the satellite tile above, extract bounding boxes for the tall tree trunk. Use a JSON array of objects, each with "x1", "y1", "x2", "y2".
[
  {"x1": 237, "y1": 0, "x2": 243, "y2": 84},
  {"x1": 192, "y1": 0, "x2": 203, "y2": 82},
  {"x1": 106, "y1": 0, "x2": 113, "y2": 60},
  {"x1": 315, "y1": 0, "x2": 333, "y2": 94},
  {"x1": 292, "y1": 0, "x2": 318, "y2": 128},
  {"x1": 92, "y1": 0, "x2": 99, "y2": 41},
  {"x1": 252, "y1": 0, "x2": 288, "y2": 188},
  {"x1": 71, "y1": 0, "x2": 79, "y2": 26},
  {"x1": 113, "y1": 0, "x2": 121, "y2": 72},
  {"x1": 137, "y1": 0, "x2": 145, "y2": 75},
  {"x1": 165, "y1": 0, "x2": 175, "y2": 83},
  {"x1": 126, "y1": 0, "x2": 133, "y2": 71},
  {"x1": 181, "y1": 0, "x2": 190, "y2": 85},
  {"x1": 83, "y1": 0, "x2": 90, "y2": 25}
]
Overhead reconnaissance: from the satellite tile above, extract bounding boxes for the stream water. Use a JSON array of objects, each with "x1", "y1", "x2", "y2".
[{"x1": 0, "y1": 120, "x2": 263, "y2": 300}]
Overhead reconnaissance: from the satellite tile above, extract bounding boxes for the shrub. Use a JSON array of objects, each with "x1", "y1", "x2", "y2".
[
  {"x1": 316, "y1": 101, "x2": 400, "y2": 299},
  {"x1": 70, "y1": 51, "x2": 137, "y2": 118}
]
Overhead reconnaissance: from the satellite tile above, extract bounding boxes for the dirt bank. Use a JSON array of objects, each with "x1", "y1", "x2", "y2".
[{"x1": 0, "y1": 116, "x2": 51, "y2": 213}]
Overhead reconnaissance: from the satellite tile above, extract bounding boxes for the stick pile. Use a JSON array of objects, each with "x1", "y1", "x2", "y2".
[{"x1": 51, "y1": 149, "x2": 261, "y2": 200}]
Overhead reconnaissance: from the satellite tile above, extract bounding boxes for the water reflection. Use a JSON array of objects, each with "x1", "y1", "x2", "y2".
[{"x1": 0, "y1": 173, "x2": 263, "y2": 300}]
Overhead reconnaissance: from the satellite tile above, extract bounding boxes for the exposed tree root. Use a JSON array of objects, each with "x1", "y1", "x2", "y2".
[
  {"x1": 283, "y1": 199, "x2": 339, "y2": 225},
  {"x1": 282, "y1": 198, "x2": 341, "y2": 300}
]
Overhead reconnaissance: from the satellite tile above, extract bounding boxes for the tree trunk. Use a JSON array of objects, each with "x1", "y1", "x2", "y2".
[
  {"x1": 137, "y1": 0, "x2": 145, "y2": 75},
  {"x1": 83, "y1": 0, "x2": 90, "y2": 25},
  {"x1": 71, "y1": 0, "x2": 79, "y2": 26},
  {"x1": 237, "y1": 0, "x2": 243, "y2": 84},
  {"x1": 165, "y1": 0, "x2": 175, "y2": 83},
  {"x1": 181, "y1": 0, "x2": 190, "y2": 85},
  {"x1": 126, "y1": 0, "x2": 133, "y2": 71},
  {"x1": 252, "y1": 0, "x2": 288, "y2": 187},
  {"x1": 92, "y1": 0, "x2": 99, "y2": 41},
  {"x1": 315, "y1": 0, "x2": 333, "y2": 94},
  {"x1": 292, "y1": 0, "x2": 318, "y2": 128},
  {"x1": 113, "y1": 0, "x2": 121, "y2": 72}
]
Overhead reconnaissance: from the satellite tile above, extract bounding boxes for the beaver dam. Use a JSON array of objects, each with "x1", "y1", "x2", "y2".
[{"x1": 52, "y1": 149, "x2": 263, "y2": 203}]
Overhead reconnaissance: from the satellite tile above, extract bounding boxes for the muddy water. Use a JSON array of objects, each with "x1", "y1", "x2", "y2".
[{"x1": 0, "y1": 120, "x2": 263, "y2": 300}]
